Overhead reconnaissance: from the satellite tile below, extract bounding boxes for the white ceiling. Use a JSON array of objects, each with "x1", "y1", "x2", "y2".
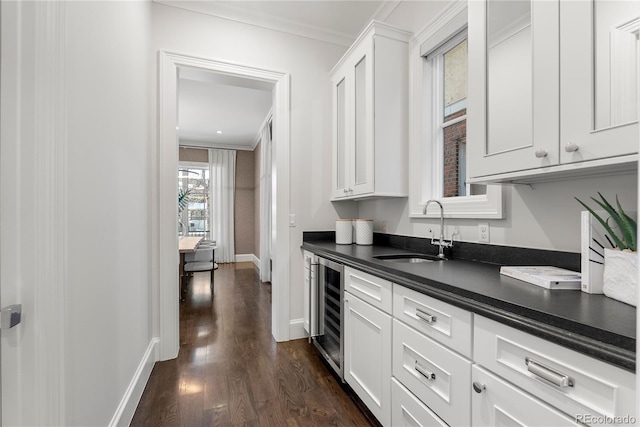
[
  {"x1": 178, "y1": 67, "x2": 274, "y2": 150},
  {"x1": 165, "y1": 0, "x2": 397, "y2": 151}
]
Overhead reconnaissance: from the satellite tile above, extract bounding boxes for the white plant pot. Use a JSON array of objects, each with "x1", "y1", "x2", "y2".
[{"x1": 603, "y1": 248, "x2": 638, "y2": 307}]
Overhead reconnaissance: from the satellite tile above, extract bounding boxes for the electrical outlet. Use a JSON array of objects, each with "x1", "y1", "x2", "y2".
[
  {"x1": 381, "y1": 220, "x2": 387, "y2": 233},
  {"x1": 478, "y1": 223, "x2": 490, "y2": 243}
]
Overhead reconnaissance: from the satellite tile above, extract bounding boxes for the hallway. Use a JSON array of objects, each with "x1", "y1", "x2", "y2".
[{"x1": 131, "y1": 263, "x2": 375, "y2": 426}]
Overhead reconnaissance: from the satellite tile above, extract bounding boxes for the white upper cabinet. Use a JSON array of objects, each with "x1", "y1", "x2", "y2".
[
  {"x1": 468, "y1": 0, "x2": 639, "y2": 183},
  {"x1": 560, "y1": 0, "x2": 639, "y2": 163},
  {"x1": 331, "y1": 21, "x2": 411, "y2": 200}
]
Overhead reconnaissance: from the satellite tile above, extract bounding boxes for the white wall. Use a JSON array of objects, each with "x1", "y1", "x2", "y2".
[
  {"x1": 360, "y1": 173, "x2": 638, "y2": 253},
  {"x1": 150, "y1": 4, "x2": 350, "y2": 335},
  {"x1": 64, "y1": 2, "x2": 153, "y2": 425},
  {"x1": 1, "y1": 1, "x2": 154, "y2": 426}
]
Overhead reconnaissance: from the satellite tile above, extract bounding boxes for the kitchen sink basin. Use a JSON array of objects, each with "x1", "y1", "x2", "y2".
[{"x1": 373, "y1": 254, "x2": 445, "y2": 263}]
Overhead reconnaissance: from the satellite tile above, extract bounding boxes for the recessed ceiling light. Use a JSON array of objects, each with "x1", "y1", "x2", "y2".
[{"x1": 216, "y1": 130, "x2": 223, "y2": 134}]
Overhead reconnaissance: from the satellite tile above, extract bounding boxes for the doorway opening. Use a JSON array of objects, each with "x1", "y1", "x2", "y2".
[{"x1": 156, "y1": 52, "x2": 291, "y2": 360}]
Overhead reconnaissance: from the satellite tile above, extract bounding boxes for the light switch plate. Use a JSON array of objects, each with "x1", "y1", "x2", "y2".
[
  {"x1": 478, "y1": 223, "x2": 490, "y2": 243},
  {"x1": 289, "y1": 214, "x2": 296, "y2": 227}
]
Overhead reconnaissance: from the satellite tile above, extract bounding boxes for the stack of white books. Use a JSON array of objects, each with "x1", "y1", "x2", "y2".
[{"x1": 500, "y1": 266, "x2": 582, "y2": 290}]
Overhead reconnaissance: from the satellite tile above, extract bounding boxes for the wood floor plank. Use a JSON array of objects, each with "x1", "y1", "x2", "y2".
[{"x1": 130, "y1": 263, "x2": 375, "y2": 427}]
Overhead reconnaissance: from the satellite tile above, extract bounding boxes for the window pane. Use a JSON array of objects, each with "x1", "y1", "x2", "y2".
[
  {"x1": 443, "y1": 39, "x2": 467, "y2": 120},
  {"x1": 178, "y1": 167, "x2": 210, "y2": 237},
  {"x1": 443, "y1": 118, "x2": 466, "y2": 197},
  {"x1": 442, "y1": 39, "x2": 467, "y2": 198}
]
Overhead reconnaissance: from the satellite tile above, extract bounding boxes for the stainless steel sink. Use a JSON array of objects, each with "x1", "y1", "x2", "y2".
[{"x1": 373, "y1": 254, "x2": 445, "y2": 263}]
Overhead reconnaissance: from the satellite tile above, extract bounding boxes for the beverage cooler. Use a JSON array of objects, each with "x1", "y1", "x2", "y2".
[{"x1": 305, "y1": 253, "x2": 344, "y2": 380}]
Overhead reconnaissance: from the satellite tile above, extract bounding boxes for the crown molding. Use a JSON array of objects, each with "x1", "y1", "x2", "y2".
[{"x1": 154, "y1": 0, "x2": 361, "y2": 47}]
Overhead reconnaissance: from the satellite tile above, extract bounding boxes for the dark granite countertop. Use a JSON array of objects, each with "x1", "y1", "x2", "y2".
[{"x1": 301, "y1": 236, "x2": 637, "y2": 372}]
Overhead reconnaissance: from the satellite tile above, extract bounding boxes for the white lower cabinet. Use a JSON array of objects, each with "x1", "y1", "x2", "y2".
[
  {"x1": 344, "y1": 291, "x2": 392, "y2": 426},
  {"x1": 474, "y1": 315, "x2": 637, "y2": 424},
  {"x1": 320, "y1": 262, "x2": 635, "y2": 427},
  {"x1": 393, "y1": 284, "x2": 472, "y2": 358},
  {"x1": 392, "y1": 378, "x2": 448, "y2": 427},
  {"x1": 392, "y1": 319, "x2": 472, "y2": 427},
  {"x1": 472, "y1": 365, "x2": 580, "y2": 426}
]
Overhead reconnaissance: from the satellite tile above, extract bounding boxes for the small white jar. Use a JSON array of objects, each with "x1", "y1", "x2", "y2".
[
  {"x1": 335, "y1": 219, "x2": 353, "y2": 245},
  {"x1": 354, "y1": 219, "x2": 373, "y2": 245}
]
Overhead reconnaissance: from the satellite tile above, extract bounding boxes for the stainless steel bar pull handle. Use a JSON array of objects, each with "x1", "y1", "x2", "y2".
[
  {"x1": 415, "y1": 361, "x2": 436, "y2": 380},
  {"x1": 416, "y1": 308, "x2": 437, "y2": 324},
  {"x1": 307, "y1": 264, "x2": 312, "y2": 343},
  {"x1": 525, "y1": 357, "x2": 574, "y2": 388}
]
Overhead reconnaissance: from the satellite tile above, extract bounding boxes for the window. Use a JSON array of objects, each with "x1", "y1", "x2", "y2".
[
  {"x1": 426, "y1": 32, "x2": 469, "y2": 198},
  {"x1": 409, "y1": 2, "x2": 503, "y2": 219},
  {"x1": 178, "y1": 166, "x2": 210, "y2": 237}
]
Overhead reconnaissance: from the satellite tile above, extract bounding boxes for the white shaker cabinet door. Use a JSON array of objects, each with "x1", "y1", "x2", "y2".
[
  {"x1": 331, "y1": 62, "x2": 351, "y2": 199},
  {"x1": 467, "y1": 0, "x2": 560, "y2": 179},
  {"x1": 344, "y1": 291, "x2": 392, "y2": 426},
  {"x1": 560, "y1": 0, "x2": 638, "y2": 164}
]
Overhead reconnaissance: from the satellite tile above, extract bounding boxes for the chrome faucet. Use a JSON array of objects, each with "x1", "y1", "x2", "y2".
[{"x1": 423, "y1": 199, "x2": 455, "y2": 259}]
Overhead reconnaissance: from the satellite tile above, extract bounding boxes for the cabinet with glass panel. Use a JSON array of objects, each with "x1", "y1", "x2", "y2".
[
  {"x1": 467, "y1": 0, "x2": 638, "y2": 183},
  {"x1": 330, "y1": 21, "x2": 411, "y2": 200}
]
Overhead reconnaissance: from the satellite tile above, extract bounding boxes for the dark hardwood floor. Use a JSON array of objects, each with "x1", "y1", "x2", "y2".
[{"x1": 131, "y1": 262, "x2": 376, "y2": 426}]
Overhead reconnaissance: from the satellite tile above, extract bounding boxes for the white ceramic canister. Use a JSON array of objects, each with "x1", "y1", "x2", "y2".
[
  {"x1": 355, "y1": 219, "x2": 373, "y2": 245},
  {"x1": 335, "y1": 219, "x2": 353, "y2": 245},
  {"x1": 352, "y1": 219, "x2": 357, "y2": 243}
]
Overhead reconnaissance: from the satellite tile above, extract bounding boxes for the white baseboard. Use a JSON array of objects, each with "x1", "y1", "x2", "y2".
[
  {"x1": 109, "y1": 337, "x2": 159, "y2": 427},
  {"x1": 235, "y1": 254, "x2": 260, "y2": 268},
  {"x1": 289, "y1": 318, "x2": 307, "y2": 340}
]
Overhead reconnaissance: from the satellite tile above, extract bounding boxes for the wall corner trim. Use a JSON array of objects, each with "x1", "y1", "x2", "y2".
[
  {"x1": 108, "y1": 338, "x2": 159, "y2": 427},
  {"x1": 289, "y1": 318, "x2": 307, "y2": 340}
]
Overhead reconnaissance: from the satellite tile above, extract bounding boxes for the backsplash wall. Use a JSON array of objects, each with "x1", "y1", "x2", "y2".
[{"x1": 357, "y1": 172, "x2": 638, "y2": 253}]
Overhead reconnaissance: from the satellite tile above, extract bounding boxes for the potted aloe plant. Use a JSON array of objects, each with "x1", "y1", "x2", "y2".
[{"x1": 576, "y1": 193, "x2": 637, "y2": 306}]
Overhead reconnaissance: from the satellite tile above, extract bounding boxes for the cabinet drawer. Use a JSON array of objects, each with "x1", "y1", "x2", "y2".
[
  {"x1": 472, "y1": 365, "x2": 580, "y2": 427},
  {"x1": 393, "y1": 319, "x2": 471, "y2": 427},
  {"x1": 344, "y1": 266, "x2": 392, "y2": 314},
  {"x1": 392, "y1": 378, "x2": 448, "y2": 427},
  {"x1": 393, "y1": 284, "x2": 472, "y2": 358},
  {"x1": 474, "y1": 315, "x2": 636, "y2": 423}
]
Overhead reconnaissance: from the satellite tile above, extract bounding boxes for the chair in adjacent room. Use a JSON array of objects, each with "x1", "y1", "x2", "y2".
[{"x1": 182, "y1": 247, "x2": 218, "y2": 300}]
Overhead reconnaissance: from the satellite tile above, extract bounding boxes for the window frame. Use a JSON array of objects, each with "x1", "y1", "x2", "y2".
[{"x1": 408, "y1": 2, "x2": 504, "y2": 219}]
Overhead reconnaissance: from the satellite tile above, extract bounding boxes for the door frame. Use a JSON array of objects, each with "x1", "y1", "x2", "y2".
[{"x1": 155, "y1": 52, "x2": 291, "y2": 360}]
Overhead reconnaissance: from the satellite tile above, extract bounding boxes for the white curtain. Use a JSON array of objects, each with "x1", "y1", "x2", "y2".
[
  {"x1": 259, "y1": 120, "x2": 272, "y2": 282},
  {"x1": 209, "y1": 149, "x2": 236, "y2": 263}
]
